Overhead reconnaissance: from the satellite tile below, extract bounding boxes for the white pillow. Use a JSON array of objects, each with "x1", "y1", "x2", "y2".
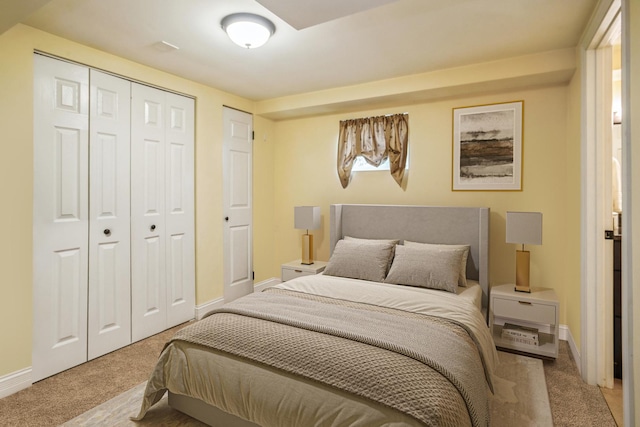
[
  {"x1": 404, "y1": 241, "x2": 470, "y2": 287},
  {"x1": 324, "y1": 239, "x2": 395, "y2": 282},
  {"x1": 384, "y1": 245, "x2": 463, "y2": 293}
]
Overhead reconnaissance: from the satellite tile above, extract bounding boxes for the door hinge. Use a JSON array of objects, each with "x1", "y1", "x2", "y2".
[
  {"x1": 252, "y1": 271, "x2": 255, "y2": 280},
  {"x1": 252, "y1": 131, "x2": 255, "y2": 140},
  {"x1": 605, "y1": 230, "x2": 614, "y2": 240}
]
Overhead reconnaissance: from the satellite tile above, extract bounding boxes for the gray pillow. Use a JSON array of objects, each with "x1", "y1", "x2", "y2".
[
  {"x1": 384, "y1": 245, "x2": 463, "y2": 293},
  {"x1": 404, "y1": 241, "x2": 470, "y2": 287},
  {"x1": 344, "y1": 236, "x2": 399, "y2": 271},
  {"x1": 324, "y1": 239, "x2": 395, "y2": 282}
]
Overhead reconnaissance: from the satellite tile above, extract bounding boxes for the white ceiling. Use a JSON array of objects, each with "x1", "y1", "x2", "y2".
[
  {"x1": 255, "y1": 0, "x2": 399, "y2": 30},
  {"x1": 13, "y1": 0, "x2": 597, "y2": 101}
]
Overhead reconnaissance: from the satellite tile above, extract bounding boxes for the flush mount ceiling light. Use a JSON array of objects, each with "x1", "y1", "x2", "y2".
[{"x1": 221, "y1": 13, "x2": 276, "y2": 49}]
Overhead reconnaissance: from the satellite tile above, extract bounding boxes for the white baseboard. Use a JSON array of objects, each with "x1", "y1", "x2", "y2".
[
  {"x1": 0, "y1": 367, "x2": 32, "y2": 399},
  {"x1": 194, "y1": 278, "x2": 281, "y2": 320},
  {"x1": 195, "y1": 297, "x2": 225, "y2": 320},
  {"x1": 254, "y1": 277, "x2": 282, "y2": 293},
  {"x1": 559, "y1": 324, "x2": 581, "y2": 374}
]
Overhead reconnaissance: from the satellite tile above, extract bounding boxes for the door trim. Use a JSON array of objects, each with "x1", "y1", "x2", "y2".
[{"x1": 579, "y1": 0, "x2": 620, "y2": 389}]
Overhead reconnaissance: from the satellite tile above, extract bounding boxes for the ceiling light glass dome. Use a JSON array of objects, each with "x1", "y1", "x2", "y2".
[{"x1": 221, "y1": 13, "x2": 276, "y2": 49}]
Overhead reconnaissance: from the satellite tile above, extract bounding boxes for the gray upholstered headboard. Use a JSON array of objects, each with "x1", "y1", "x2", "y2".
[{"x1": 329, "y1": 204, "x2": 490, "y2": 315}]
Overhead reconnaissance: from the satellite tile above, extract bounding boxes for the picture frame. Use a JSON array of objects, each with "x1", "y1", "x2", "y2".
[{"x1": 452, "y1": 101, "x2": 523, "y2": 191}]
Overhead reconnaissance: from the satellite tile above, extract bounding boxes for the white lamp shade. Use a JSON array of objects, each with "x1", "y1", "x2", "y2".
[
  {"x1": 294, "y1": 206, "x2": 321, "y2": 230},
  {"x1": 506, "y1": 212, "x2": 543, "y2": 245},
  {"x1": 221, "y1": 13, "x2": 275, "y2": 49}
]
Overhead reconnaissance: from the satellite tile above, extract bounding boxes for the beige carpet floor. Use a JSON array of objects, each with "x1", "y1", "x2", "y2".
[
  {"x1": 543, "y1": 341, "x2": 618, "y2": 426},
  {"x1": 0, "y1": 325, "x2": 186, "y2": 426}
]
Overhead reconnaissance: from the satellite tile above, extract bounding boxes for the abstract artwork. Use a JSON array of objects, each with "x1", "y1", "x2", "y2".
[{"x1": 452, "y1": 101, "x2": 523, "y2": 191}]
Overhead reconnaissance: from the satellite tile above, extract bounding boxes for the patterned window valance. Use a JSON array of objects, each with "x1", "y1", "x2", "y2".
[{"x1": 337, "y1": 113, "x2": 408, "y2": 188}]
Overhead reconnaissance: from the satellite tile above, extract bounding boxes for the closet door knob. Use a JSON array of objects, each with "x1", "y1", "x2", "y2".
[
  {"x1": 150, "y1": 224, "x2": 156, "y2": 231},
  {"x1": 225, "y1": 217, "x2": 229, "y2": 222},
  {"x1": 103, "y1": 229, "x2": 111, "y2": 236}
]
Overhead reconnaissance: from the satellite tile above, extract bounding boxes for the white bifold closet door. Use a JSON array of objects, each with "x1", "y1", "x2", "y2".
[
  {"x1": 33, "y1": 55, "x2": 90, "y2": 382},
  {"x1": 33, "y1": 58, "x2": 131, "y2": 380},
  {"x1": 87, "y1": 70, "x2": 132, "y2": 361},
  {"x1": 33, "y1": 55, "x2": 195, "y2": 381},
  {"x1": 130, "y1": 83, "x2": 195, "y2": 342}
]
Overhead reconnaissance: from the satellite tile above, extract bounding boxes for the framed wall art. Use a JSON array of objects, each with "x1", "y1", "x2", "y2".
[{"x1": 452, "y1": 101, "x2": 523, "y2": 191}]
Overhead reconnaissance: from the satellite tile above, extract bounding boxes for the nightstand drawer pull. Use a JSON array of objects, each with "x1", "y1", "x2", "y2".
[
  {"x1": 518, "y1": 301, "x2": 532, "y2": 305},
  {"x1": 294, "y1": 269, "x2": 303, "y2": 273}
]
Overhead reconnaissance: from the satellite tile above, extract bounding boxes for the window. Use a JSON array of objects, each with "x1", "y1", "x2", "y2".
[{"x1": 352, "y1": 150, "x2": 409, "y2": 172}]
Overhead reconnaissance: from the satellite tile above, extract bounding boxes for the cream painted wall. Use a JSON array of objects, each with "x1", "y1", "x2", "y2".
[
  {"x1": 269, "y1": 86, "x2": 579, "y2": 332},
  {"x1": 252, "y1": 116, "x2": 278, "y2": 280},
  {"x1": 0, "y1": 24, "x2": 255, "y2": 377}
]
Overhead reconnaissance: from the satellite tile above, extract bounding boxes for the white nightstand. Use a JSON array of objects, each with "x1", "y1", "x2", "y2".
[
  {"x1": 489, "y1": 284, "x2": 559, "y2": 359},
  {"x1": 281, "y1": 260, "x2": 327, "y2": 282}
]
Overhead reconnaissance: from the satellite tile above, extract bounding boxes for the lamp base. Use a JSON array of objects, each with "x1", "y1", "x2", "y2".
[
  {"x1": 514, "y1": 249, "x2": 531, "y2": 293},
  {"x1": 301, "y1": 234, "x2": 314, "y2": 265}
]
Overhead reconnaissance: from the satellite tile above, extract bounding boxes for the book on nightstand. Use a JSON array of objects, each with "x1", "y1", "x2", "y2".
[{"x1": 501, "y1": 323, "x2": 539, "y2": 346}]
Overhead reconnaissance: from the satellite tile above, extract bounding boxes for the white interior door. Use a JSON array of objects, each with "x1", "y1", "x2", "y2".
[
  {"x1": 164, "y1": 92, "x2": 195, "y2": 327},
  {"x1": 223, "y1": 107, "x2": 253, "y2": 302},
  {"x1": 87, "y1": 70, "x2": 131, "y2": 360},
  {"x1": 33, "y1": 55, "x2": 89, "y2": 381},
  {"x1": 131, "y1": 83, "x2": 167, "y2": 341}
]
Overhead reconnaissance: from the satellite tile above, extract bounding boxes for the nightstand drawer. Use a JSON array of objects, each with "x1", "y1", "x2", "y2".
[
  {"x1": 282, "y1": 268, "x2": 316, "y2": 282},
  {"x1": 493, "y1": 297, "x2": 556, "y2": 324},
  {"x1": 281, "y1": 260, "x2": 327, "y2": 282}
]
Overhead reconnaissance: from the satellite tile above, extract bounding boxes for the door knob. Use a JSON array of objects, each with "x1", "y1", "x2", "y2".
[
  {"x1": 225, "y1": 217, "x2": 229, "y2": 222},
  {"x1": 150, "y1": 224, "x2": 156, "y2": 231},
  {"x1": 103, "y1": 229, "x2": 111, "y2": 236}
]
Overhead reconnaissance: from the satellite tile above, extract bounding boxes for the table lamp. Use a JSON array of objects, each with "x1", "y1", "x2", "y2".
[
  {"x1": 506, "y1": 211, "x2": 543, "y2": 293},
  {"x1": 294, "y1": 206, "x2": 321, "y2": 265}
]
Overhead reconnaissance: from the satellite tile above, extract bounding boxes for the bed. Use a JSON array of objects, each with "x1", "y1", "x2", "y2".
[{"x1": 134, "y1": 204, "x2": 497, "y2": 427}]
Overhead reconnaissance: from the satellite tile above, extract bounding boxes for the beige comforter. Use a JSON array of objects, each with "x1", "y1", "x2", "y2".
[{"x1": 134, "y1": 275, "x2": 498, "y2": 426}]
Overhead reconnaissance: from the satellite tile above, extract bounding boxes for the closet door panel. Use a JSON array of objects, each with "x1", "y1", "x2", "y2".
[
  {"x1": 88, "y1": 70, "x2": 131, "y2": 360},
  {"x1": 33, "y1": 55, "x2": 89, "y2": 382},
  {"x1": 165, "y1": 94, "x2": 195, "y2": 327},
  {"x1": 131, "y1": 83, "x2": 167, "y2": 342}
]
